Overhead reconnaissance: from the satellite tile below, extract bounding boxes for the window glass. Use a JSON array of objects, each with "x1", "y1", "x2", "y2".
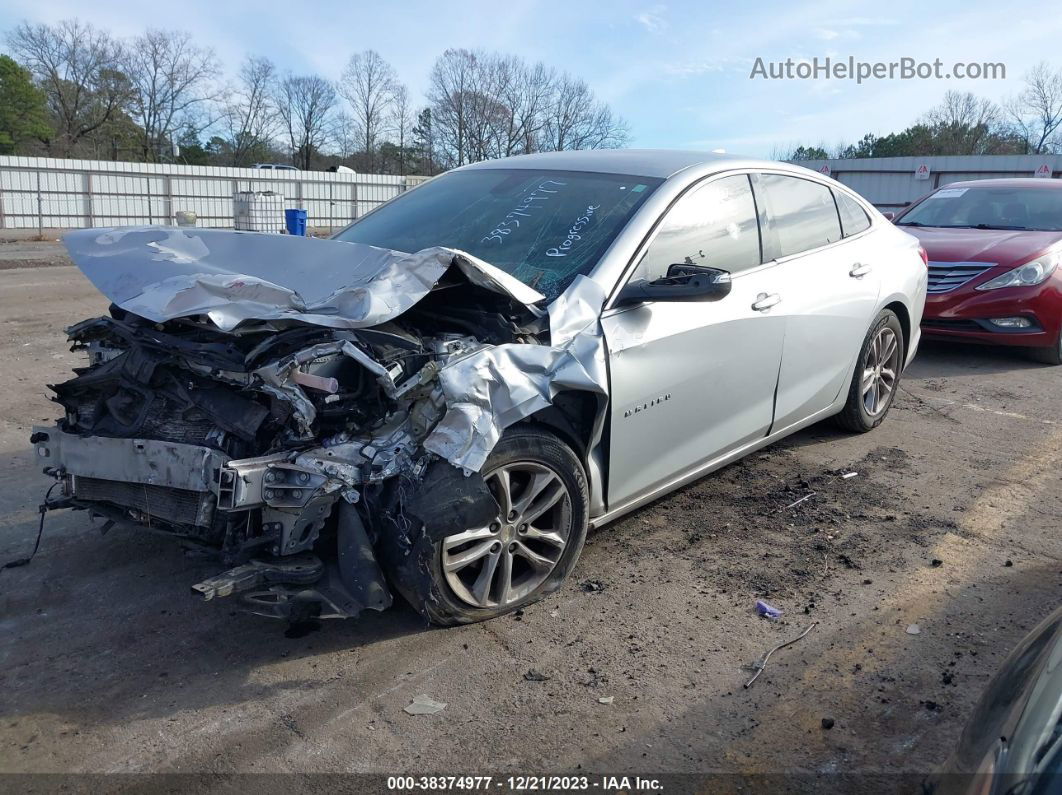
[
  {"x1": 638, "y1": 175, "x2": 761, "y2": 281},
  {"x1": 896, "y1": 185, "x2": 1062, "y2": 231},
  {"x1": 334, "y1": 168, "x2": 661, "y2": 300},
  {"x1": 835, "y1": 189, "x2": 871, "y2": 236},
  {"x1": 761, "y1": 174, "x2": 842, "y2": 257}
]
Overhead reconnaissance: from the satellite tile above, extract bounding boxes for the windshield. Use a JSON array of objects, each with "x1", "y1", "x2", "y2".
[
  {"x1": 333, "y1": 168, "x2": 662, "y2": 300},
  {"x1": 897, "y1": 185, "x2": 1062, "y2": 231}
]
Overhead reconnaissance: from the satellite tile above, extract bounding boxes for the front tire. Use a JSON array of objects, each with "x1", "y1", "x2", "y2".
[
  {"x1": 387, "y1": 427, "x2": 589, "y2": 626},
  {"x1": 834, "y1": 309, "x2": 904, "y2": 433},
  {"x1": 1027, "y1": 330, "x2": 1062, "y2": 365}
]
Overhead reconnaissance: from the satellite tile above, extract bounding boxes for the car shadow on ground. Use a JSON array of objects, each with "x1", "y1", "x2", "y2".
[
  {"x1": 0, "y1": 453, "x2": 436, "y2": 730},
  {"x1": 908, "y1": 339, "x2": 1047, "y2": 377}
]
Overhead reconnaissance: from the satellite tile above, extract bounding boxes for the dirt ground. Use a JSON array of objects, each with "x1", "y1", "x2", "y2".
[
  {"x1": 0, "y1": 259, "x2": 1059, "y2": 789},
  {"x1": 0, "y1": 236, "x2": 70, "y2": 270}
]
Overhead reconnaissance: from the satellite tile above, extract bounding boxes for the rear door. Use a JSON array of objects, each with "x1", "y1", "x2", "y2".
[
  {"x1": 754, "y1": 174, "x2": 882, "y2": 430},
  {"x1": 601, "y1": 174, "x2": 786, "y2": 508}
]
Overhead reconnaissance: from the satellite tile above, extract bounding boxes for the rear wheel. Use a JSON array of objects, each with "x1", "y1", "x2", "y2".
[
  {"x1": 834, "y1": 309, "x2": 904, "y2": 433},
  {"x1": 388, "y1": 427, "x2": 589, "y2": 626}
]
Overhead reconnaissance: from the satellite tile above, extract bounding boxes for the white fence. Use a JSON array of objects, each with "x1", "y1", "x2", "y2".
[{"x1": 0, "y1": 155, "x2": 430, "y2": 232}]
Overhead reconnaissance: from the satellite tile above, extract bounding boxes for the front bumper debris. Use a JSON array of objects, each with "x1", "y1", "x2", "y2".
[
  {"x1": 191, "y1": 554, "x2": 323, "y2": 600},
  {"x1": 30, "y1": 228, "x2": 618, "y2": 622}
]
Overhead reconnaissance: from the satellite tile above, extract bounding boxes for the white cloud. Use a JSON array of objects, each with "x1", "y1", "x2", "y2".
[
  {"x1": 814, "y1": 27, "x2": 864, "y2": 41},
  {"x1": 830, "y1": 17, "x2": 900, "y2": 26},
  {"x1": 661, "y1": 56, "x2": 750, "y2": 77},
  {"x1": 635, "y1": 4, "x2": 668, "y2": 34}
]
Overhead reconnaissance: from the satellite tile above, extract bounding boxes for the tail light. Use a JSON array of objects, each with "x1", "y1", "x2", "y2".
[{"x1": 918, "y1": 246, "x2": 929, "y2": 267}]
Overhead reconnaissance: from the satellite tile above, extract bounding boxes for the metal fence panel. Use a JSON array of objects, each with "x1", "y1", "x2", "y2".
[
  {"x1": 793, "y1": 154, "x2": 1062, "y2": 209},
  {"x1": 0, "y1": 155, "x2": 426, "y2": 232}
]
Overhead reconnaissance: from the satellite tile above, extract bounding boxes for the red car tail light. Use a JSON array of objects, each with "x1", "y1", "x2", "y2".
[{"x1": 918, "y1": 246, "x2": 929, "y2": 267}]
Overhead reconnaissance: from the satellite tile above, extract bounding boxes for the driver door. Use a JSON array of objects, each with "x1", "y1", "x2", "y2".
[{"x1": 601, "y1": 174, "x2": 786, "y2": 508}]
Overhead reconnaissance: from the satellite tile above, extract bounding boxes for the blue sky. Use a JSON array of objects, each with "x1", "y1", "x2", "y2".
[{"x1": 3, "y1": 0, "x2": 1061, "y2": 156}]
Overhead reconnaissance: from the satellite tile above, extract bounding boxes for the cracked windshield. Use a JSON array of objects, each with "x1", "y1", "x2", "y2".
[{"x1": 334, "y1": 168, "x2": 662, "y2": 299}]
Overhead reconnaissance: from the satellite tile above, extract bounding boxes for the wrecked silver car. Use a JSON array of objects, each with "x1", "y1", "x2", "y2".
[{"x1": 30, "y1": 150, "x2": 927, "y2": 625}]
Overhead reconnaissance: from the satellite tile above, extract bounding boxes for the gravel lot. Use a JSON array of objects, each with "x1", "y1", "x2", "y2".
[{"x1": 0, "y1": 260, "x2": 1059, "y2": 786}]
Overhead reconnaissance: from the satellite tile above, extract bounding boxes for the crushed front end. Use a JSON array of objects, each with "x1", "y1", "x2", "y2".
[{"x1": 31, "y1": 232, "x2": 564, "y2": 620}]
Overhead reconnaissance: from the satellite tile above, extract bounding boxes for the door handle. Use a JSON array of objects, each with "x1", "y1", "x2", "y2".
[
  {"x1": 849, "y1": 263, "x2": 872, "y2": 278},
  {"x1": 751, "y1": 292, "x2": 781, "y2": 312}
]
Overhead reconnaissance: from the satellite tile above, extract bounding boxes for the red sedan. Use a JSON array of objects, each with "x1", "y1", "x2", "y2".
[{"x1": 894, "y1": 178, "x2": 1062, "y2": 364}]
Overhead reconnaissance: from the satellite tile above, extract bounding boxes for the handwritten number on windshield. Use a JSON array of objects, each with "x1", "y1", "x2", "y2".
[{"x1": 482, "y1": 180, "x2": 567, "y2": 244}]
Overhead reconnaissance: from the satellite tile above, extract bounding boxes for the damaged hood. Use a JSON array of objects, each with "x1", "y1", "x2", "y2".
[{"x1": 63, "y1": 226, "x2": 545, "y2": 331}]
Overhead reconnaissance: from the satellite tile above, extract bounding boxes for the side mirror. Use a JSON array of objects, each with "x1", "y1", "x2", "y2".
[
  {"x1": 616, "y1": 264, "x2": 732, "y2": 305},
  {"x1": 881, "y1": 211, "x2": 896, "y2": 222}
]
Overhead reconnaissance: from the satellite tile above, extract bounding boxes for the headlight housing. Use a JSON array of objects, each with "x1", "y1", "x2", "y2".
[{"x1": 976, "y1": 253, "x2": 1059, "y2": 291}]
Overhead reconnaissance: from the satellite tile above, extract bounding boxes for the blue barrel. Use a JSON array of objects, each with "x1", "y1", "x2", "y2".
[{"x1": 284, "y1": 208, "x2": 307, "y2": 236}]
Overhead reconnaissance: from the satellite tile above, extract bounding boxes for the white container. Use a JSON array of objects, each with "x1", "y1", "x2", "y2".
[{"x1": 233, "y1": 191, "x2": 285, "y2": 233}]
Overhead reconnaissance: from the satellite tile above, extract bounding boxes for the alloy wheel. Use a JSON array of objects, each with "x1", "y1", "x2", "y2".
[
  {"x1": 861, "y1": 326, "x2": 901, "y2": 416},
  {"x1": 441, "y1": 461, "x2": 572, "y2": 608}
]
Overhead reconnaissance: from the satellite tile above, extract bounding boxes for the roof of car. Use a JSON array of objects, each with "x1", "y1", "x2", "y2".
[
  {"x1": 454, "y1": 149, "x2": 781, "y2": 180},
  {"x1": 942, "y1": 178, "x2": 1062, "y2": 189}
]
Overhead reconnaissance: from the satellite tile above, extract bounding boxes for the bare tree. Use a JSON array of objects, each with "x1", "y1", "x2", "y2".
[
  {"x1": 504, "y1": 60, "x2": 554, "y2": 157},
  {"x1": 5, "y1": 19, "x2": 129, "y2": 156},
  {"x1": 338, "y1": 50, "x2": 399, "y2": 170},
  {"x1": 426, "y1": 49, "x2": 628, "y2": 168},
  {"x1": 221, "y1": 55, "x2": 277, "y2": 166},
  {"x1": 541, "y1": 74, "x2": 629, "y2": 152},
  {"x1": 330, "y1": 111, "x2": 361, "y2": 160},
  {"x1": 923, "y1": 90, "x2": 1000, "y2": 129},
  {"x1": 426, "y1": 48, "x2": 479, "y2": 168},
  {"x1": 123, "y1": 29, "x2": 221, "y2": 160},
  {"x1": 919, "y1": 90, "x2": 1007, "y2": 154},
  {"x1": 1005, "y1": 62, "x2": 1062, "y2": 154},
  {"x1": 387, "y1": 84, "x2": 415, "y2": 174},
  {"x1": 274, "y1": 73, "x2": 337, "y2": 169}
]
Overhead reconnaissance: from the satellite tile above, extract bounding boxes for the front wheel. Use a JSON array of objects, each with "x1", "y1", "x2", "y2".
[
  {"x1": 834, "y1": 309, "x2": 905, "y2": 433},
  {"x1": 387, "y1": 427, "x2": 589, "y2": 626},
  {"x1": 1027, "y1": 329, "x2": 1062, "y2": 365}
]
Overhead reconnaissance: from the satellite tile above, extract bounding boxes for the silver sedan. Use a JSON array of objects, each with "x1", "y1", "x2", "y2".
[{"x1": 37, "y1": 150, "x2": 928, "y2": 625}]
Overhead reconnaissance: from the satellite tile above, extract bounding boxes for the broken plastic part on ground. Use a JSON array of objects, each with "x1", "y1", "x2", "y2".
[
  {"x1": 755, "y1": 600, "x2": 783, "y2": 619},
  {"x1": 404, "y1": 695, "x2": 447, "y2": 715}
]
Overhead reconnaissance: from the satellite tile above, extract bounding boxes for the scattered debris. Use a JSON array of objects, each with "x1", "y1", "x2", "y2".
[
  {"x1": 579, "y1": 667, "x2": 607, "y2": 688},
  {"x1": 931, "y1": 559, "x2": 943, "y2": 568},
  {"x1": 580, "y1": 580, "x2": 607, "y2": 593},
  {"x1": 744, "y1": 621, "x2": 819, "y2": 689},
  {"x1": 839, "y1": 554, "x2": 861, "y2": 570},
  {"x1": 523, "y1": 669, "x2": 551, "y2": 682},
  {"x1": 550, "y1": 609, "x2": 560, "y2": 618},
  {"x1": 821, "y1": 553, "x2": 829, "y2": 579},
  {"x1": 821, "y1": 717, "x2": 835, "y2": 730},
  {"x1": 598, "y1": 696, "x2": 614, "y2": 705},
  {"x1": 755, "y1": 600, "x2": 782, "y2": 619},
  {"x1": 404, "y1": 695, "x2": 447, "y2": 715},
  {"x1": 906, "y1": 624, "x2": 921, "y2": 635},
  {"x1": 783, "y1": 492, "x2": 816, "y2": 510},
  {"x1": 898, "y1": 385, "x2": 962, "y2": 424},
  {"x1": 841, "y1": 472, "x2": 859, "y2": 479}
]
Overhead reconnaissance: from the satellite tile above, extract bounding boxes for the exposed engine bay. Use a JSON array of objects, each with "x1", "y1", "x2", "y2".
[{"x1": 32, "y1": 227, "x2": 608, "y2": 622}]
